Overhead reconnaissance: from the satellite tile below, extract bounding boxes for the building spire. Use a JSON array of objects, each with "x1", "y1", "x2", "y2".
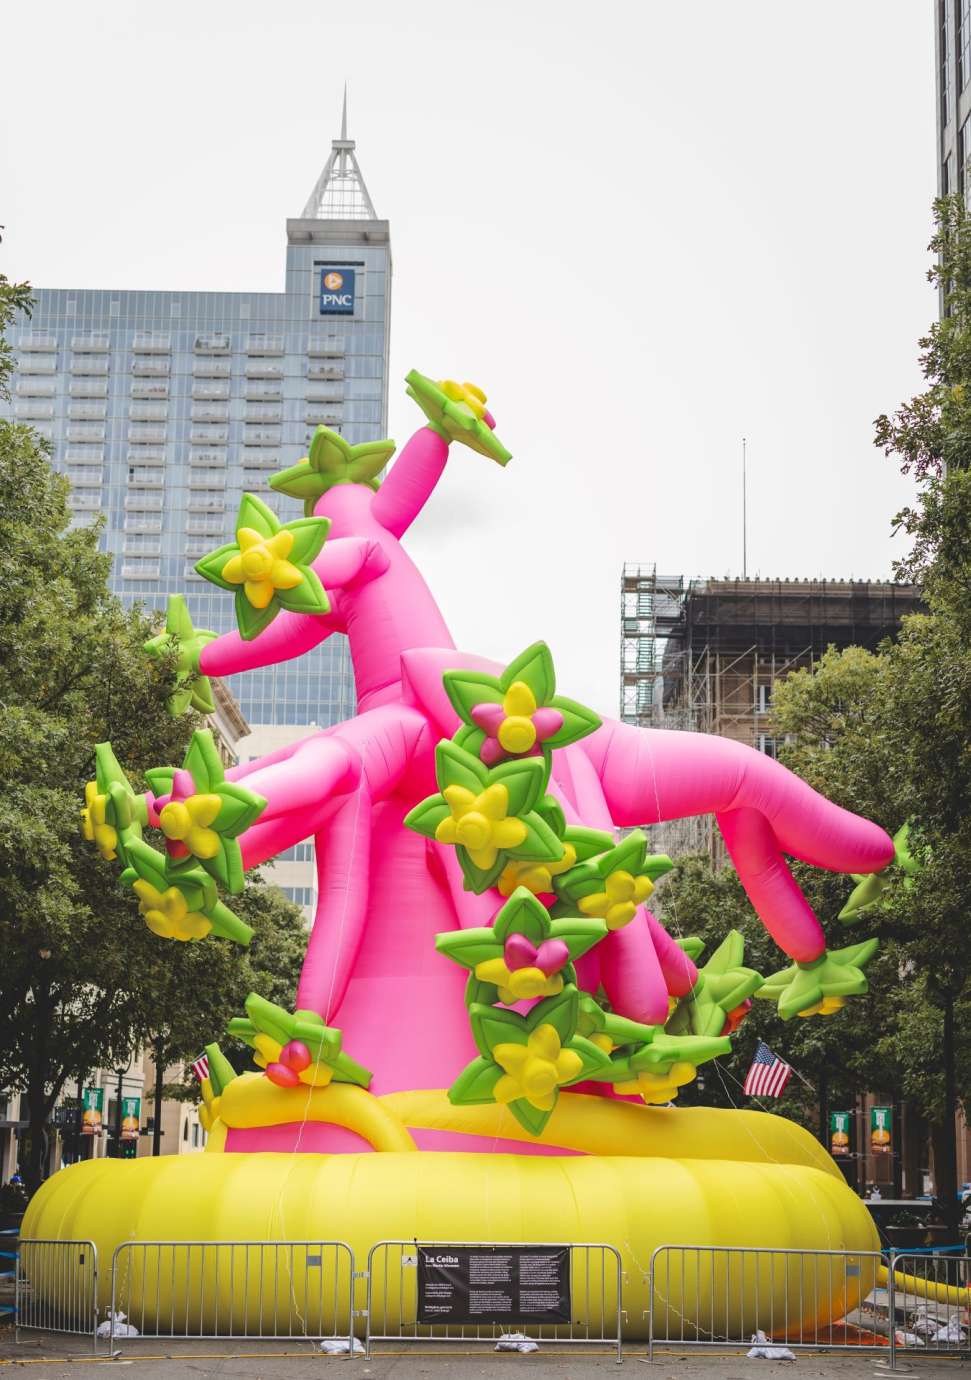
[{"x1": 300, "y1": 88, "x2": 378, "y2": 221}]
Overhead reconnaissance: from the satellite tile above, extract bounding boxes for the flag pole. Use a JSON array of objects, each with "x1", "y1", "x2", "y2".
[{"x1": 742, "y1": 436, "x2": 748, "y2": 579}]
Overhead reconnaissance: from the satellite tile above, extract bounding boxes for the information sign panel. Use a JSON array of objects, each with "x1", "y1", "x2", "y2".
[{"x1": 417, "y1": 1246, "x2": 570, "y2": 1326}]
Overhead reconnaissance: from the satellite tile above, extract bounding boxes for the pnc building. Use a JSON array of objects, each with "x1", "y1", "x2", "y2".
[{"x1": 1, "y1": 99, "x2": 390, "y2": 911}]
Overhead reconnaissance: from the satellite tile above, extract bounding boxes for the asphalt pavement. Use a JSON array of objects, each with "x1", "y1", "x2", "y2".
[{"x1": 1, "y1": 1332, "x2": 969, "y2": 1380}]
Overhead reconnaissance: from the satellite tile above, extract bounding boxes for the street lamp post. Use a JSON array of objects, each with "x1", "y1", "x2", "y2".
[{"x1": 113, "y1": 1067, "x2": 125, "y2": 1158}]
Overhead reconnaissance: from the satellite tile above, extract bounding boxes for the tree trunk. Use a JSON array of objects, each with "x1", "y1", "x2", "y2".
[
  {"x1": 938, "y1": 992, "x2": 961, "y2": 1241},
  {"x1": 153, "y1": 1037, "x2": 165, "y2": 1157},
  {"x1": 818, "y1": 1070, "x2": 829, "y2": 1150},
  {"x1": 892, "y1": 1094, "x2": 903, "y2": 1199},
  {"x1": 23, "y1": 984, "x2": 54, "y2": 1197}
]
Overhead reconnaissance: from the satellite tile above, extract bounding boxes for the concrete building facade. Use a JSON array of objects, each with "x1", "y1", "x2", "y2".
[{"x1": 936, "y1": 0, "x2": 971, "y2": 196}]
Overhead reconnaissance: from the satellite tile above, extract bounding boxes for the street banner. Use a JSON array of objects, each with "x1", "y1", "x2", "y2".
[
  {"x1": 830, "y1": 1110, "x2": 851, "y2": 1156},
  {"x1": 81, "y1": 1087, "x2": 103, "y2": 1135},
  {"x1": 120, "y1": 1096, "x2": 141, "y2": 1141},
  {"x1": 871, "y1": 1106, "x2": 892, "y2": 1155},
  {"x1": 417, "y1": 1246, "x2": 571, "y2": 1326}
]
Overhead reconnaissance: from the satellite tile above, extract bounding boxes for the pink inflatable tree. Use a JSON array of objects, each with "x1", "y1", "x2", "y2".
[{"x1": 84, "y1": 372, "x2": 896, "y2": 1149}]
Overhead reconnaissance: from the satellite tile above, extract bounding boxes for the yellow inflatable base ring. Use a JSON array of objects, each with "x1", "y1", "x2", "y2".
[{"x1": 24, "y1": 1100, "x2": 880, "y2": 1341}]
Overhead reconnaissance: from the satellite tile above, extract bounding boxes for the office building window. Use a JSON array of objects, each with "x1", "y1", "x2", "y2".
[
  {"x1": 942, "y1": 0, "x2": 953, "y2": 129},
  {"x1": 20, "y1": 354, "x2": 57, "y2": 374},
  {"x1": 944, "y1": 151, "x2": 956, "y2": 195},
  {"x1": 121, "y1": 559, "x2": 160, "y2": 579},
  {"x1": 961, "y1": 112, "x2": 971, "y2": 190},
  {"x1": 962, "y1": 0, "x2": 971, "y2": 90},
  {"x1": 280, "y1": 887, "x2": 316, "y2": 908}
]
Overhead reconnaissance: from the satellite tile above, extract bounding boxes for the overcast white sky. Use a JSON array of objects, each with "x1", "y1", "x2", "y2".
[{"x1": 1, "y1": 1, "x2": 936, "y2": 715}]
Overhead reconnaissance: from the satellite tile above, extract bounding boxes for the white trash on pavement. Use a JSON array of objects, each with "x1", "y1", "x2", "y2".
[
  {"x1": 495, "y1": 1332, "x2": 539, "y2": 1353},
  {"x1": 96, "y1": 1312, "x2": 139, "y2": 1338},
  {"x1": 747, "y1": 1329, "x2": 795, "y2": 1361},
  {"x1": 319, "y1": 1336, "x2": 365, "y2": 1355}
]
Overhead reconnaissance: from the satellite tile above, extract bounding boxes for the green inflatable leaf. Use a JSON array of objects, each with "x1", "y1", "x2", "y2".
[
  {"x1": 504, "y1": 642, "x2": 557, "y2": 705},
  {"x1": 447, "y1": 1057, "x2": 505, "y2": 1105},
  {"x1": 665, "y1": 930, "x2": 764, "y2": 1039},
  {"x1": 270, "y1": 426, "x2": 397, "y2": 514},
  {"x1": 505, "y1": 1098, "x2": 554, "y2": 1137},
  {"x1": 756, "y1": 939, "x2": 880, "y2": 1021},
  {"x1": 469, "y1": 1002, "x2": 528, "y2": 1059},
  {"x1": 204, "y1": 1043, "x2": 238, "y2": 1097},
  {"x1": 491, "y1": 889, "x2": 550, "y2": 946},
  {"x1": 490, "y1": 758, "x2": 547, "y2": 818},
  {"x1": 144, "y1": 596, "x2": 217, "y2": 716}
]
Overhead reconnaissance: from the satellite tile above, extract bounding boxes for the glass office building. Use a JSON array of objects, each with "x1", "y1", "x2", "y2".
[{"x1": 1, "y1": 106, "x2": 391, "y2": 731}]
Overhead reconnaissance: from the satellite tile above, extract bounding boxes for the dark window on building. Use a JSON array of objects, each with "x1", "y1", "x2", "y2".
[
  {"x1": 961, "y1": 0, "x2": 971, "y2": 90},
  {"x1": 942, "y1": 0, "x2": 953, "y2": 128},
  {"x1": 961, "y1": 112, "x2": 971, "y2": 190}
]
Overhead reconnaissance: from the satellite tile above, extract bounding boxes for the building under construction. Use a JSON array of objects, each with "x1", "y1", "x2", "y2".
[{"x1": 620, "y1": 566, "x2": 922, "y2": 855}]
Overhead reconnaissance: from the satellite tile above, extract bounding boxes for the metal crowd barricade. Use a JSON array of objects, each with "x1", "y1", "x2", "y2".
[
  {"x1": 646, "y1": 1244, "x2": 886, "y2": 1359},
  {"x1": 364, "y1": 1240, "x2": 623, "y2": 1361},
  {"x1": 887, "y1": 1251, "x2": 971, "y2": 1367},
  {"x1": 108, "y1": 1240, "x2": 356, "y2": 1352},
  {"x1": 15, "y1": 1239, "x2": 99, "y2": 1354}
]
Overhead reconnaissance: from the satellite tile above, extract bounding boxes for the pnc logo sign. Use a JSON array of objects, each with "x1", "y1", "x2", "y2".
[{"x1": 319, "y1": 266, "x2": 355, "y2": 315}]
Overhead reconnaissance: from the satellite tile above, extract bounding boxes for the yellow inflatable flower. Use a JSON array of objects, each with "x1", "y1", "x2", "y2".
[
  {"x1": 81, "y1": 781, "x2": 118, "y2": 860},
  {"x1": 222, "y1": 528, "x2": 303, "y2": 610},
  {"x1": 498, "y1": 681, "x2": 539, "y2": 754},
  {"x1": 578, "y1": 868, "x2": 653, "y2": 929},
  {"x1": 474, "y1": 957, "x2": 564, "y2": 1005},
  {"x1": 434, "y1": 782, "x2": 527, "y2": 870},
  {"x1": 797, "y1": 995, "x2": 845, "y2": 1019},
  {"x1": 589, "y1": 1032, "x2": 615, "y2": 1056},
  {"x1": 159, "y1": 793, "x2": 223, "y2": 861},
  {"x1": 132, "y1": 879, "x2": 212, "y2": 941},
  {"x1": 439, "y1": 378, "x2": 487, "y2": 420},
  {"x1": 198, "y1": 1076, "x2": 221, "y2": 1133},
  {"x1": 498, "y1": 843, "x2": 577, "y2": 897},
  {"x1": 251, "y1": 1032, "x2": 282, "y2": 1070},
  {"x1": 616, "y1": 1060, "x2": 696, "y2": 1106},
  {"x1": 492, "y1": 1024, "x2": 583, "y2": 1112}
]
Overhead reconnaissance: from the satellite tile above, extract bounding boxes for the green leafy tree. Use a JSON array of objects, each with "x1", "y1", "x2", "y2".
[
  {"x1": 136, "y1": 883, "x2": 307, "y2": 1124},
  {"x1": 658, "y1": 201, "x2": 971, "y2": 1206},
  {"x1": 752, "y1": 196, "x2": 971, "y2": 1232},
  {"x1": 770, "y1": 634, "x2": 971, "y2": 1231}
]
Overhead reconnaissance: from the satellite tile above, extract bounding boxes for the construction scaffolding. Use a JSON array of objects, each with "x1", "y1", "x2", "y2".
[{"x1": 620, "y1": 565, "x2": 923, "y2": 860}]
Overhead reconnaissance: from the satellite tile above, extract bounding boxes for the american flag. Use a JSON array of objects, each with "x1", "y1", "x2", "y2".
[
  {"x1": 743, "y1": 1040, "x2": 792, "y2": 1098},
  {"x1": 189, "y1": 1053, "x2": 209, "y2": 1083}
]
